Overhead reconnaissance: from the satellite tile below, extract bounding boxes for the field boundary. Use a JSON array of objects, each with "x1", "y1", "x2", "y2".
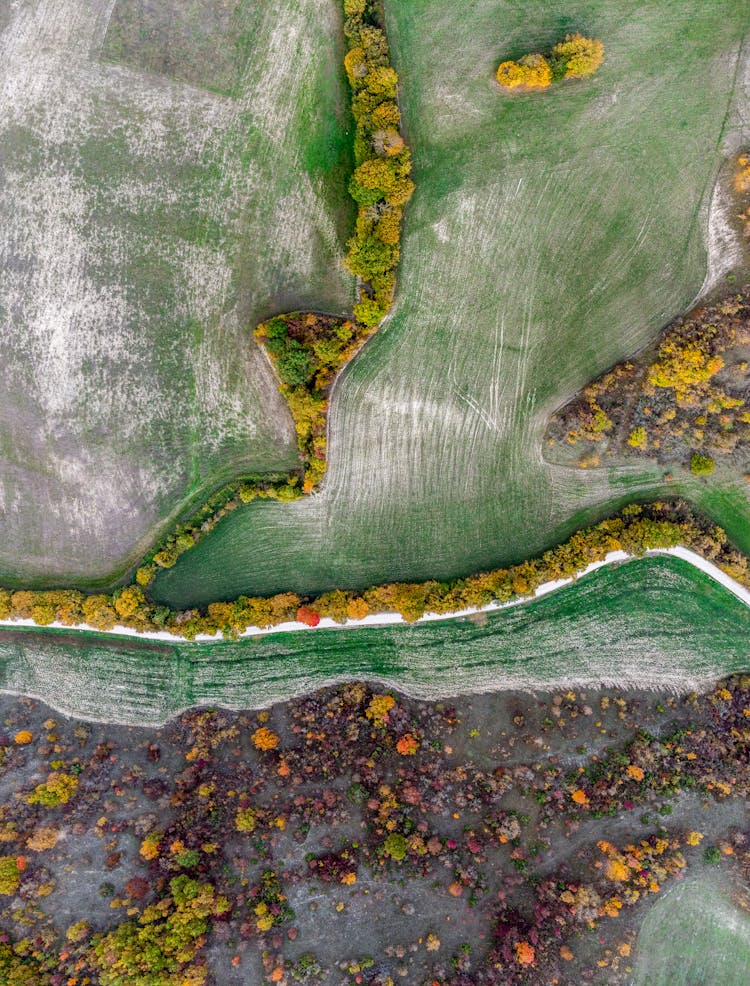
[
  {"x1": 130, "y1": 0, "x2": 414, "y2": 583},
  {"x1": 0, "y1": 543, "x2": 746, "y2": 646}
]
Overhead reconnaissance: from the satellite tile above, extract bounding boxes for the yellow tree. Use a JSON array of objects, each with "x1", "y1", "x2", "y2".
[
  {"x1": 497, "y1": 53, "x2": 552, "y2": 89},
  {"x1": 552, "y1": 33, "x2": 605, "y2": 78}
]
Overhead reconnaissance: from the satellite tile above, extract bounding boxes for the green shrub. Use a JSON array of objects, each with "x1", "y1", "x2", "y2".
[
  {"x1": 690, "y1": 453, "x2": 715, "y2": 475},
  {"x1": 383, "y1": 832, "x2": 407, "y2": 860},
  {"x1": 0, "y1": 856, "x2": 21, "y2": 895},
  {"x1": 704, "y1": 845, "x2": 722, "y2": 864}
]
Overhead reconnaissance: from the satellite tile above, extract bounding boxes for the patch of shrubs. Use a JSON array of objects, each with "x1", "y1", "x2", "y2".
[
  {"x1": 254, "y1": 313, "x2": 366, "y2": 492},
  {"x1": 550, "y1": 295, "x2": 750, "y2": 475},
  {"x1": 497, "y1": 33, "x2": 604, "y2": 90}
]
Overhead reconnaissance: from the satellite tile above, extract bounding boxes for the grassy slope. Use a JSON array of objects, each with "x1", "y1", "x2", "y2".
[
  {"x1": 0, "y1": 0, "x2": 354, "y2": 587},
  {"x1": 632, "y1": 877, "x2": 750, "y2": 986},
  {"x1": 154, "y1": 0, "x2": 750, "y2": 609},
  {"x1": 4, "y1": 555, "x2": 750, "y2": 725}
]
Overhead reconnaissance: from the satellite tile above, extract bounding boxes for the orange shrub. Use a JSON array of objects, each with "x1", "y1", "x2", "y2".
[
  {"x1": 396, "y1": 733, "x2": 419, "y2": 756},
  {"x1": 252, "y1": 727, "x2": 280, "y2": 751},
  {"x1": 515, "y1": 941, "x2": 535, "y2": 965}
]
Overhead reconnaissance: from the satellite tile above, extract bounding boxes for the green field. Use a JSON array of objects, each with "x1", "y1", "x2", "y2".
[
  {"x1": 3, "y1": 555, "x2": 750, "y2": 725},
  {"x1": 631, "y1": 877, "x2": 750, "y2": 986},
  {"x1": 154, "y1": 0, "x2": 750, "y2": 609},
  {"x1": 0, "y1": 0, "x2": 354, "y2": 587}
]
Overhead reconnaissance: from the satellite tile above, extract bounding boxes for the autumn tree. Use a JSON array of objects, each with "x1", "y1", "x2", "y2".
[
  {"x1": 497, "y1": 34, "x2": 604, "y2": 91},
  {"x1": 496, "y1": 53, "x2": 552, "y2": 89},
  {"x1": 552, "y1": 33, "x2": 605, "y2": 79}
]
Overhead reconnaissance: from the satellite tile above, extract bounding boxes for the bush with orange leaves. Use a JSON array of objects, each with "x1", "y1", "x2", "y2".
[
  {"x1": 515, "y1": 940, "x2": 535, "y2": 965},
  {"x1": 252, "y1": 727, "x2": 280, "y2": 752},
  {"x1": 396, "y1": 732, "x2": 419, "y2": 756}
]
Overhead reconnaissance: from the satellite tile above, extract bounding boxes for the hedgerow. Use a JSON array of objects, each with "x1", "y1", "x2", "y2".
[
  {"x1": 0, "y1": 500, "x2": 747, "y2": 639},
  {"x1": 134, "y1": 0, "x2": 416, "y2": 566}
]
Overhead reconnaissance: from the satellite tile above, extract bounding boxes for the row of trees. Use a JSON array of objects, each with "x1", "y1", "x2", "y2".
[
  {"x1": 342, "y1": 0, "x2": 414, "y2": 324},
  {"x1": 497, "y1": 33, "x2": 604, "y2": 90},
  {"x1": 1, "y1": 500, "x2": 746, "y2": 637},
  {"x1": 220, "y1": 2, "x2": 416, "y2": 505}
]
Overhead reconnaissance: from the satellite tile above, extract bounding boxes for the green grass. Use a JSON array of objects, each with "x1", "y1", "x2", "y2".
[
  {"x1": 631, "y1": 877, "x2": 750, "y2": 986},
  {"x1": 153, "y1": 0, "x2": 750, "y2": 609},
  {"x1": 4, "y1": 556, "x2": 750, "y2": 725},
  {"x1": 0, "y1": 0, "x2": 354, "y2": 588}
]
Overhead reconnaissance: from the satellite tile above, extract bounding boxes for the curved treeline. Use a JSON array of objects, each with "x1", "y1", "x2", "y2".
[
  {"x1": 1, "y1": 501, "x2": 748, "y2": 638},
  {"x1": 136, "y1": 0, "x2": 415, "y2": 580}
]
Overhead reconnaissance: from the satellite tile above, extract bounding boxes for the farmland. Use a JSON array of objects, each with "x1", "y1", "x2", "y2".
[
  {"x1": 1, "y1": 555, "x2": 748, "y2": 726},
  {"x1": 631, "y1": 877, "x2": 750, "y2": 986},
  {"x1": 153, "y1": 0, "x2": 750, "y2": 608},
  {"x1": 3, "y1": 642, "x2": 750, "y2": 983},
  {"x1": 0, "y1": 0, "x2": 354, "y2": 586}
]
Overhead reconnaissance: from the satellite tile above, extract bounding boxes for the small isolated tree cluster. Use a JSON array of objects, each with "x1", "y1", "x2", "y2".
[
  {"x1": 254, "y1": 313, "x2": 361, "y2": 491},
  {"x1": 497, "y1": 33, "x2": 604, "y2": 90}
]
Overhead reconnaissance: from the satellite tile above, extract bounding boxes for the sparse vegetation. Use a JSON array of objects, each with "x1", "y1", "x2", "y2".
[
  {"x1": 3, "y1": 675, "x2": 750, "y2": 982},
  {"x1": 549, "y1": 296, "x2": 750, "y2": 476}
]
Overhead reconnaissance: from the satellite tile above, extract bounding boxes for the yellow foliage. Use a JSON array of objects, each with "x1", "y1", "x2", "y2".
[
  {"x1": 735, "y1": 153, "x2": 750, "y2": 193},
  {"x1": 81, "y1": 594, "x2": 119, "y2": 631},
  {"x1": 139, "y1": 832, "x2": 162, "y2": 861},
  {"x1": 27, "y1": 772, "x2": 78, "y2": 807},
  {"x1": 114, "y1": 586, "x2": 144, "y2": 619},
  {"x1": 344, "y1": 46, "x2": 367, "y2": 87},
  {"x1": 606, "y1": 858, "x2": 630, "y2": 882},
  {"x1": 627, "y1": 427, "x2": 647, "y2": 449},
  {"x1": 251, "y1": 727, "x2": 280, "y2": 751},
  {"x1": 256, "y1": 913, "x2": 274, "y2": 932},
  {"x1": 497, "y1": 53, "x2": 552, "y2": 89},
  {"x1": 648, "y1": 342, "x2": 724, "y2": 401},
  {"x1": 375, "y1": 207, "x2": 403, "y2": 245},
  {"x1": 553, "y1": 33, "x2": 605, "y2": 78},
  {"x1": 365, "y1": 693, "x2": 395, "y2": 726},
  {"x1": 26, "y1": 827, "x2": 59, "y2": 852},
  {"x1": 0, "y1": 856, "x2": 21, "y2": 895},
  {"x1": 347, "y1": 596, "x2": 370, "y2": 620},
  {"x1": 235, "y1": 808, "x2": 256, "y2": 833}
]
